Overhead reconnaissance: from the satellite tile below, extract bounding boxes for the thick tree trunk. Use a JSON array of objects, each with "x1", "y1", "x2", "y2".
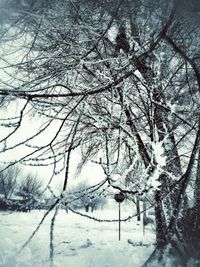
[{"x1": 154, "y1": 190, "x2": 167, "y2": 248}]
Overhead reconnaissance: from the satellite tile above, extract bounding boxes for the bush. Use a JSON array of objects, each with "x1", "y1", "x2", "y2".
[{"x1": 0, "y1": 198, "x2": 29, "y2": 212}]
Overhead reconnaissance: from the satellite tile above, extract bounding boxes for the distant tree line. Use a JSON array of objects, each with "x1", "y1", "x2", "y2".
[
  {"x1": 63, "y1": 181, "x2": 107, "y2": 213},
  {"x1": 0, "y1": 165, "x2": 43, "y2": 211}
]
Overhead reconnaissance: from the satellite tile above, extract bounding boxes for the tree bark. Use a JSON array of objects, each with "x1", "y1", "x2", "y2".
[
  {"x1": 194, "y1": 146, "x2": 200, "y2": 208},
  {"x1": 154, "y1": 190, "x2": 167, "y2": 248},
  {"x1": 136, "y1": 196, "x2": 141, "y2": 221}
]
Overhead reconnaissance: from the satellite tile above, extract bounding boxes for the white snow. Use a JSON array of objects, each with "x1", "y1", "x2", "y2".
[
  {"x1": 152, "y1": 141, "x2": 166, "y2": 168},
  {"x1": 147, "y1": 141, "x2": 167, "y2": 190},
  {"x1": 0, "y1": 208, "x2": 155, "y2": 267}
]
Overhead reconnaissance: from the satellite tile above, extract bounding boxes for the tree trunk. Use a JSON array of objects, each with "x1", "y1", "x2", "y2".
[
  {"x1": 194, "y1": 147, "x2": 200, "y2": 208},
  {"x1": 143, "y1": 200, "x2": 147, "y2": 222},
  {"x1": 85, "y1": 204, "x2": 89, "y2": 212},
  {"x1": 155, "y1": 190, "x2": 167, "y2": 248},
  {"x1": 136, "y1": 197, "x2": 141, "y2": 221},
  {"x1": 91, "y1": 205, "x2": 94, "y2": 212},
  {"x1": 143, "y1": 200, "x2": 147, "y2": 236}
]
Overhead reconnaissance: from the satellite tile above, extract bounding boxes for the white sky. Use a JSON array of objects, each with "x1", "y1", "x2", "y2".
[{"x1": 0, "y1": 100, "x2": 105, "y2": 193}]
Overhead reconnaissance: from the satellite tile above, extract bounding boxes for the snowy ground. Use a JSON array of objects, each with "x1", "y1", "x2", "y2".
[{"x1": 0, "y1": 208, "x2": 155, "y2": 267}]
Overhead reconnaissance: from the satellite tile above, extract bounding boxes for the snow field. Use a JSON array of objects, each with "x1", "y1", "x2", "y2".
[{"x1": 0, "y1": 209, "x2": 155, "y2": 267}]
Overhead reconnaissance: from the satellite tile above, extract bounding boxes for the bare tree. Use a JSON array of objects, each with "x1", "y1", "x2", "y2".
[
  {"x1": 0, "y1": 166, "x2": 20, "y2": 199},
  {"x1": 67, "y1": 181, "x2": 106, "y2": 212},
  {"x1": 17, "y1": 174, "x2": 43, "y2": 201}
]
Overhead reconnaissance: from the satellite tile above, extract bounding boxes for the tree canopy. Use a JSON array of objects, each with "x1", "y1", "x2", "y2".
[{"x1": 0, "y1": 0, "x2": 200, "y2": 265}]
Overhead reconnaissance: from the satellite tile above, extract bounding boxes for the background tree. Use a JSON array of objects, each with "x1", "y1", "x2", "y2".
[
  {"x1": 0, "y1": 166, "x2": 20, "y2": 199},
  {"x1": 17, "y1": 174, "x2": 43, "y2": 201},
  {"x1": 65, "y1": 181, "x2": 107, "y2": 212}
]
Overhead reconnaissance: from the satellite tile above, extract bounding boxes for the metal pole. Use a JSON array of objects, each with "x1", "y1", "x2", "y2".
[{"x1": 119, "y1": 202, "x2": 121, "y2": 241}]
